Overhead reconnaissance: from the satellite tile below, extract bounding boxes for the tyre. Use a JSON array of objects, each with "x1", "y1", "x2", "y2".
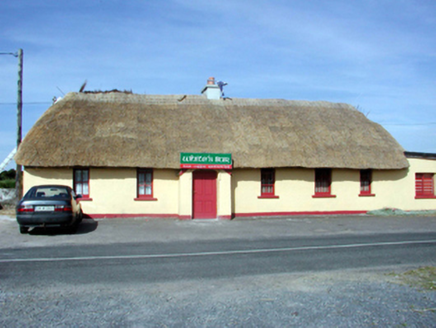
[
  {"x1": 68, "y1": 221, "x2": 79, "y2": 234},
  {"x1": 19, "y1": 226, "x2": 29, "y2": 234},
  {"x1": 77, "y1": 210, "x2": 83, "y2": 223}
]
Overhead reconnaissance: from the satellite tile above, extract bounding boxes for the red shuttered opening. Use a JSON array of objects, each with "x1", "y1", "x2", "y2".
[{"x1": 415, "y1": 173, "x2": 435, "y2": 198}]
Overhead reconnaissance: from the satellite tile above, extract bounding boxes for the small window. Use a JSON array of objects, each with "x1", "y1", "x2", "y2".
[
  {"x1": 136, "y1": 169, "x2": 156, "y2": 200},
  {"x1": 74, "y1": 168, "x2": 89, "y2": 198},
  {"x1": 360, "y1": 169, "x2": 374, "y2": 196},
  {"x1": 313, "y1": 169, "x2": 335, "y2": 197},
  {"x1": 259, "y1": 168, "x2": 278, "y2": 198},
  {"x1": 415, "y1": 173, "x2": 435, "y2": 199}
]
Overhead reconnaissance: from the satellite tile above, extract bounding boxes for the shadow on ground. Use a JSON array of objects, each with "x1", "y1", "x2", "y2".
[{"x1": 28, "y1": 218, "x2": 98, "y2": 236}]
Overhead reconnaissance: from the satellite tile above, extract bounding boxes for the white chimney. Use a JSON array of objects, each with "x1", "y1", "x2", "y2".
[{"x1": 201, "y1": 77, "x2": 221, "y2": 100}]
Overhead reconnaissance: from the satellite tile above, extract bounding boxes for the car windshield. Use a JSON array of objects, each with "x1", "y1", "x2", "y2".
[{"x1": 26, "y1": 187, "x2": 70, "y2": 199}]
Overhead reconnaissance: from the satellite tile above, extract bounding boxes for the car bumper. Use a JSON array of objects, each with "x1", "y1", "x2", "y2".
[{"x1": 17, "y1": 212, "x2": 76, "y2": 227}]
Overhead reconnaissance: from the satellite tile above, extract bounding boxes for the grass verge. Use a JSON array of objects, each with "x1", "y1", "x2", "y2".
[{"x1": 391, "y1": 266, "x2": 436, "y2": 291}]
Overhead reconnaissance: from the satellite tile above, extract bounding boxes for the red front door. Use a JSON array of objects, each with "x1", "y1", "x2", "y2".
[{"x1": 193, "y1": 170, "x2": 217, "y2": 219}]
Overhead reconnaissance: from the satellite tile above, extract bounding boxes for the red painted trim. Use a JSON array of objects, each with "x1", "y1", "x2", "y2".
[
  {"x1": 415, "y1": 196, "x2": 436, "y2": 199},
  {"x1": 181, "y1": 164, "x2": 232, "y2": 169},
  {"x1": 84, "y1": 213, "x2": 179, "y2": 219},
  {"x1": 312, "y1": 194, "x2": 337, "y2": 198},
  {"x1": 134, "y1": 197, "x2": 158, "y2": 201},
  {"x1": 179, "y1": 169, "x2": 188, "y2": 176},
  {"x1": 78, "y1": 197, "x2": 93, "y2": 202},
  {"x1": 359, "y1": 193, "x2": 375, "y2": 197},
  {"x1": 83, "y1": 211, "x2": 368, "y2": 220},
  {"x1": 234, "y1": 210, "x2": 367, "y2": 217},
  {"x1": 258, "y1": 195, "x2": 280, "y2": 199}
]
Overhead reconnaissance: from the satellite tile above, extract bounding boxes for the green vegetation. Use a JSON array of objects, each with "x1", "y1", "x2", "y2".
[
  {"x1": 368, "y1": 208, "x2": 436, "y2": 216},
  {"x1": 394, "y1": 266, "x2": 436, "y2": 291},
  {"x1": 0, "y1": 169, "x2": 15, "y2": 188}
]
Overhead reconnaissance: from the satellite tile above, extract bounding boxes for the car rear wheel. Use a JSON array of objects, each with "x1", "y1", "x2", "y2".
[
  {"x1": 77, "y1": 210, "x2": 83, "y2": 223},
  {"x1": 19, "y1": 226, "x2": 29, "y2": 234},
  {"x1": 68, "y1": 220, "x2": 80, "y2": 234}
]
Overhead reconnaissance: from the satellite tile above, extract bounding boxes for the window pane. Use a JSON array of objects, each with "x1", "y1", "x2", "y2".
[
  {"x1": 82, "y1": 183, "x2": 89, "y2": 195},
  {"x1": 145, "y1": 172, "x2": 152, "y2": 184},
  {"x1": 76, "y1": 183, "x2": 83, "y2": 195},
  {"x1": 145, "y1": 186, "x2": 152, "y2": 195},
  {"x1": 83, "y1": 170, "x2": 89, "y2": 182},
  {"x1": 139, "y1": 185, "x2": 145, "y2": 195},
  {"x1": 75, "y1": 170, "x2": 82, "y2": 183}
]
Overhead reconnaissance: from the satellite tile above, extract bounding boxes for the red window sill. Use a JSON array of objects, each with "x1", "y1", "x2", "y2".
[
  {"x1": 415, "y1": 195, "x2": 436, "y2": 199},
  {"x1": 258, "y1": 195, "x2": 279, "y2": 199},
  {"x1": 134, "y1": 197, "x2": 158, "y2": 201},
  {"x1": 359, "y1": 193, "x2": 375, "y2": 197},
  {"x1": 78, "y1": 197, "x2": 93, "y2": 201},
  {"x1": 312, "y1": 194, "x2": 336, "y2": 198}
]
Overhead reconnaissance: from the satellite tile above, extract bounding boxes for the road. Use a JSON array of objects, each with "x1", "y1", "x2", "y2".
[
  {"x1": 1, "y1": 219, "x2": 436, "y2": 327},
  {"x1": 1, "y1": 232, "x2": 435, "y2": 285}
]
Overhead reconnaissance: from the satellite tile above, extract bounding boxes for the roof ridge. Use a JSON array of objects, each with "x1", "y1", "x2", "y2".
[{"x1": 64, "y1": 92, "x2": 353, "y2": 109}]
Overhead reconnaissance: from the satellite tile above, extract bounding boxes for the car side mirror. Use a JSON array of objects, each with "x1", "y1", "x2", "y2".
[{"x1": 75, "y1": 194, "x2": 82, "y2": 199}]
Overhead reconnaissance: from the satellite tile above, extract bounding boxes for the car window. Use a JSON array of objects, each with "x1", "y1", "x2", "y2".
[{"x1": 28, "y1": 187, "x2": 70, "y2": 198}]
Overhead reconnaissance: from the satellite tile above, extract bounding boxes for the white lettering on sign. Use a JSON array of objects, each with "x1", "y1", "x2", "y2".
[{"x1": 215, "y1": 156, "x2": 230, "y2": 163}]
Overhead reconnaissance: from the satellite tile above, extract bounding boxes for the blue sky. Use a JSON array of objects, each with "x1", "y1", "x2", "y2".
[{"x1": 1, "y1": 0, "x2": 435, "y2": 171}]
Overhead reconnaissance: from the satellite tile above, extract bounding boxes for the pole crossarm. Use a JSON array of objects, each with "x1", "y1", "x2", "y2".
[{"x1": 0, "y1": 52, "x2": 18, "y2": 57}]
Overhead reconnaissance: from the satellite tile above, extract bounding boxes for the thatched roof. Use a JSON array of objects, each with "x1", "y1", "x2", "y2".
[{"x1": 15, "y1": 92, "x2": 408, "y2": 169}]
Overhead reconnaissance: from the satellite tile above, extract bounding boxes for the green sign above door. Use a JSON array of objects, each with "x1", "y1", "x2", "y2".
[{"x1": 180, "y1": 153, "x2": 232, "y2": 169}]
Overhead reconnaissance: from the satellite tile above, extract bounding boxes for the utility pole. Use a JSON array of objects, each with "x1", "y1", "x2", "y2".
[
  {"x1": 0, "y1": 49, "x2": 23, "y2": 201},
  {"x1": 16, "y1": 49, "x2": 23, "y2": 200}
]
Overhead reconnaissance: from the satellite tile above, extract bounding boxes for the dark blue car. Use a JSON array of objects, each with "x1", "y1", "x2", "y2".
[{"x1": 16, "y1": 185, "x2": 83, "y2": 234}]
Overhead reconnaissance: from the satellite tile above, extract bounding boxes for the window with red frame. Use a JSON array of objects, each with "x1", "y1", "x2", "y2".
[
  {"x1": 260, "y1": 168, "x2": 275, "y2": 197},
  {"x1": 415, "y1": 173, "x2": 435, "y2": 198},
  {"x1": 74, "y1": 168, "x2": 89, "y2": 197},
  {"x1": 360, "y1": 169, "x2": 373, "y2": 195},
  {"x1": 137, "y1": 169, "x2": 153, "y2": 198},
  {"x1": 314, "y1": 169, "x2": 332, "y2": 196}
]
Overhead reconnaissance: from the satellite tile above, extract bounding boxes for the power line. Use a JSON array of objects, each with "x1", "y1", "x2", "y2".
[
  {"x1": 0, "y1": 102, "x2": 51, "y2": 105},
  {"x1": 381, "y1": 122, "x2": 436, "y2": 126}
]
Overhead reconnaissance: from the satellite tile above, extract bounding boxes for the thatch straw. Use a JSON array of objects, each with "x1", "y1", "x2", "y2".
[{"x1": 15, "y1": 92, "x2": 409, "y2": 169}]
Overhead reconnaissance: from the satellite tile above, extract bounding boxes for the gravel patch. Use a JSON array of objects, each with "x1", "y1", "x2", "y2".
[{"x1": 1, "y1": 268, "x2": 435, "y2": 327}]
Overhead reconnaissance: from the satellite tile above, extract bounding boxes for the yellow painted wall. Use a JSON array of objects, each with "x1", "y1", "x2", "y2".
[
  {"x1": 232, "y1": 158, "x2": 436, "y2": 215},
  {"x1": 23, "y1": 168, "x2": 72, "y2": 192},
  {"x1": 23, "y1": 168, "x2": 179, "y2": 216},
  {"x1": 23, "y1": 157, "x2": 436, "y2": 218},
  {"x1": 217, "y1": 170, "x2": 232, "y2": 218},
  {"x1": 178, "y1": 170, "x2": 192, "y2": 218}
]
